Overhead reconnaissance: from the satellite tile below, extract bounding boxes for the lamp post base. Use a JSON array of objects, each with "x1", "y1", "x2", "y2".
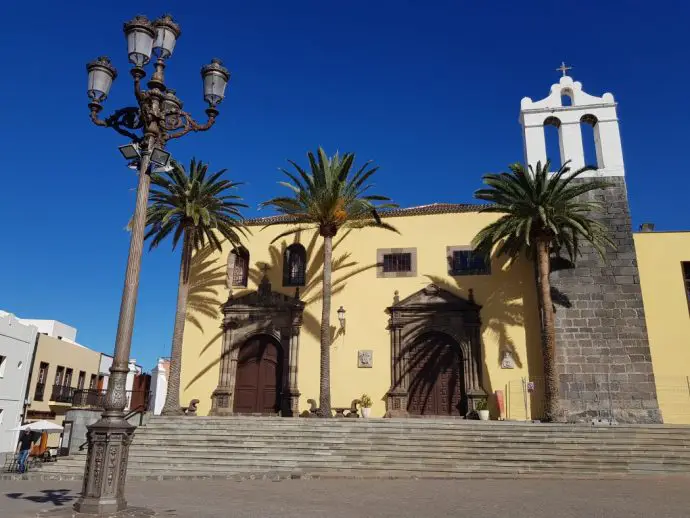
[{"x1": 72, "y1": 417, "x2": 135, "y2": 515}]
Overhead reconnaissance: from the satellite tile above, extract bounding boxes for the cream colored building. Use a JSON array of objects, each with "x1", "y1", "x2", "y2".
[{"x1": 24, "y1": 322, "x2": 102, "y2": 444}]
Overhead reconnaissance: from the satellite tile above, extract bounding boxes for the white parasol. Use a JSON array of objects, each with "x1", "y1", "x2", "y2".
[{"x1": 12, "y1": 420, "x2": 64, "y2": 433}]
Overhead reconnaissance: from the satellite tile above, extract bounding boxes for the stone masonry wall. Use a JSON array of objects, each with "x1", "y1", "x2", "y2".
[{"x1": 550, "y1": 176, "x2": 661, "y2": 423}]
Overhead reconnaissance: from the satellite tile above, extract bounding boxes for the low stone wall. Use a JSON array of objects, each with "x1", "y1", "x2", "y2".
[{"x1": 64, "y1": 409, "x2": 150, "y2": 455}]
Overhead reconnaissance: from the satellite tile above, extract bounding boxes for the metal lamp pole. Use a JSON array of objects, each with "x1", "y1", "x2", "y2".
[{"x1": 75, "y1": 14, "x2": 230, "y2": 515}]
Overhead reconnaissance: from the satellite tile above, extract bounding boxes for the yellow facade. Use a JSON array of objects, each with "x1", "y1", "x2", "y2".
[
  {"x1": 27, "y1": 334, "x2": 102, "y2": 444},
  {"x1": 179, "y1": 209, "x2": 690, "y2": 423},
  {"x1": 634, "y1": 231, "x2": 690, "y2": 424},
  {"x1": 180, "y1": 209, "x2": 543, "y2": 418}
]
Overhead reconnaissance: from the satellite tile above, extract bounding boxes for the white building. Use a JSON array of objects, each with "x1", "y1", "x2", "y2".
[
  {"x1": 0, "y1": 312, "x2": 38, "y2": 456},
  {"x1": 98, "y1": 353, "x2": 113, "y2": 391},
  {"x1": 149, "y1": 358, "x2": 169, "y2": 415},
  {"x1": 19, "y1": 319, "x2": 77, "y2": 342}
]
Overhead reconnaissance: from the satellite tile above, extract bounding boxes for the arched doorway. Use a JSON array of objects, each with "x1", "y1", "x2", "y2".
[
  {"x1": 406, "y1": 332, "x2": 466, "y2": 416},
  {"x1": 233, "y1": 335, "x2": 283, "y2": 414}
]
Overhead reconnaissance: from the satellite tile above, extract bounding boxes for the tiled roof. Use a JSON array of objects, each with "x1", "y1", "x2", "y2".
[{"x1": 244, "y1": 203, "x2": 483, "y2": 226}]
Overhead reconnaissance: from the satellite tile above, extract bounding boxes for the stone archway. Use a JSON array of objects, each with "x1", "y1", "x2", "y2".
[
  {"x1": 386, "y1": 284, "x2": 487, "y2": 417},
  {"x1": 210, "y1": 275, "x2": 304, "y2": 417}
]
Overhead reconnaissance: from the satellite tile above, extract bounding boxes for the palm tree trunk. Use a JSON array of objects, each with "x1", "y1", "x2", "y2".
[
  {"x1": 535, "y1": 236, "x2": 562, "y2": 422},
  {"x1": 161, "y1": 232, "x2": 192, "y2": 416},
  {"x1": 319, "y1": 234, "x2": 333, "y2": 417}
]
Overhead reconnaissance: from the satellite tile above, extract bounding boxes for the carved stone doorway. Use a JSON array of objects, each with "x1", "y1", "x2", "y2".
[
  {"x1": 407, "y1": 332, "x2": 465, "y2": 416},
  {"x1": 233, "y1": 335, "x2": 283, "y2": 414},
  {"x1": 210, "y1": 275, "x2": 304, "y2": 417},
  {"x1": 386, "y1": 284, "x2": 487, "y2": 417}
]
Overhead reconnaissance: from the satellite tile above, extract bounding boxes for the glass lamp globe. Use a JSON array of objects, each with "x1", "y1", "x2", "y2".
[
  {"x1": 86, "y1": 56, "x2": 118, "y2": 102},
  {"x1": 153, "y1": 14, "x2": 181, "y2": 59},
  {"x1": 123, "y1": 15, "x2": 156, "y2": 67},
  {"x1": 201, "y1": 59, "x2": 230, "y2": 107}
]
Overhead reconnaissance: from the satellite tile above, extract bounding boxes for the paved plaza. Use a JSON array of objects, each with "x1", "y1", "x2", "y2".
[{"x1": 2, "y1": 477, "x2": 690, "y2": 517}]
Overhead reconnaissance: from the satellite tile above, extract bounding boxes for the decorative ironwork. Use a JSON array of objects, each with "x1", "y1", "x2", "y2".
[
  {"x1": 382, "y1": 253, "x2": 412, "y2": 273},
  {"x1": 50, "y1": 384, "x2": 75, "y2": 403}
]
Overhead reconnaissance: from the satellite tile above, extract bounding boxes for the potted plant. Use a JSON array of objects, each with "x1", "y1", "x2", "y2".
[
  {"x1": 360, "y1": 394, "x2": 373, "y2": 418},
  {"x1": 476, "y1": 399, "x2": 490, "y2": 421}
]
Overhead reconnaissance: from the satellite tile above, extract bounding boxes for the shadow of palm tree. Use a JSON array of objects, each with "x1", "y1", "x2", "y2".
[
  {"x1": 400, "y1": 331, "x2": 466, "y2": 416},
  {"x1": 6, "y1": 489, "x2": 75, "y2": 507},
  {"x1": 245, "y1": 229, "x2": 379, "y2": 343},
  {"x1": 184, "y1": 229, "x2": 380, "y2": 391},
  {"x1": 421, "y1": 253, "x2": 543, "y2": 404},
  {"x1": 184, "y1": 245, "x2": 226, "y2": 358}
]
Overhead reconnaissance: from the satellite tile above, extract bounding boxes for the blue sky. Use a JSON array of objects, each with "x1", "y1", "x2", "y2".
[{"x1": 0, "y1": 1, "x2": 688, "y2": 371}]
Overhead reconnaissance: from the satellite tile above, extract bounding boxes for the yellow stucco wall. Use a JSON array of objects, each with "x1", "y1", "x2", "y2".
[
  {"x1": 180, "y1": 211, "x2": 543, "y2": 418},
  {"x1": 635, "y1": 231, "x2": 690, "y2": 424},
  {"x1": 27, "y1": 335, "x2": 102, "y2": 444}
]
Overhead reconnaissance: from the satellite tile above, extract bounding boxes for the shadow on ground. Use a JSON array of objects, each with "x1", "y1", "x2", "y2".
[{"x1": 6, "y1": 488, "x2": 75, "y2": 506}]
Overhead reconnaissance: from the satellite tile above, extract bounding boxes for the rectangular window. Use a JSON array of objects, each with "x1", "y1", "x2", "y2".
[
  {"x1": 89, "y1": 374, "x2": 97, "y2": 390},
  {"x1": 38, "y1": 362, "x2": 49, "y2": 384},
  {"x1": 77, "y1": 371, "x2": 86, "y2": 390},
  {"x1": 54, "y1": 366, "x2": 65, "y2": 386},
  {"x1": 0, "y1": 355, "x2": 6, "y2": 378},
  {"x1": 382, "y1": 253, "x2": 412, "y2": 273},
  {"x1": 64, "y1": 368, "x2": 73, "y2": 387},
  {"x1": 231, "y1": 250, "x2": 249, "y2": 287},
  {"x1": 377, "y1": 248, "x2": 417, "y2": 278},
  {"x1": 450, "y1": 249, "x2": 490, "y2": 276},
  {"x1": 681, "y1": 261, "x2": 690, "y2": 309},
  {"x1": 35, "y1": 362, "x2": 49, "y2": 402}
]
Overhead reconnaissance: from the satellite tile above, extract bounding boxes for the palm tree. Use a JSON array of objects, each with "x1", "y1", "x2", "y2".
[
  {"x1": 262, "y1": 147, "x2": 397, "y2": 416},
  {"x1": 145, "y1": 158, "x2": 247, "y2": 415},
  {"x1": 472, "y1": 160, "x2": 613, "y2": 422}
]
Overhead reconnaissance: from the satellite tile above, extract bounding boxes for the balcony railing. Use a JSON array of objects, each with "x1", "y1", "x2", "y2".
[
  {"x1": 72, "y1": 389, "x2": 151, "y2": 412},
  {"x1": 72, "y1": 388, "x2": 105, "y2": 408},
  {"x1": 51, "y1": 384, "x2": 75, "y2": 403},
  {"x1": 34, "y1": 383, "x2": 46, "y2": 402}
]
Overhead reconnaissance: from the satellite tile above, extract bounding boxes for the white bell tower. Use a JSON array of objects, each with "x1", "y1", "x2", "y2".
[{"x1": 519, "y1": 64, "x2": 625, "y2": 177}]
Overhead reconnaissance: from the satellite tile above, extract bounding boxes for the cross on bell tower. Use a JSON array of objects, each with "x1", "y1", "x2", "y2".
[{"x1": 556, "y1": 61, "x2": 572, "y2": 77}]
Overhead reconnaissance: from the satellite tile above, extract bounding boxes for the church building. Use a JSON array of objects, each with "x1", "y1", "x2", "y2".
[{"x1": 179, "y1": 73, "x2": 690, "y2": 424}]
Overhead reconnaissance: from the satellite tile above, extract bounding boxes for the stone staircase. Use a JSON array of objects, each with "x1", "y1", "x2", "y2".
[{"x1": 36, "y1": 417, "x2": 690, "y2": 480}]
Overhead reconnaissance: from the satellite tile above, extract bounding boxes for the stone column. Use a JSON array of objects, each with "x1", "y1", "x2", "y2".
[
  {"x1": 466, "y1": 325, "x2": 487, "y2": 412},
  {"x1": 282, "y1": 326, "x2": 301, "y2": 417},
  {"x1": 386, "y1": 324, "x2": 408, "y2": 417},
  {"x1": 210, "y1": 324, "x2": 236, "y2": 415}
]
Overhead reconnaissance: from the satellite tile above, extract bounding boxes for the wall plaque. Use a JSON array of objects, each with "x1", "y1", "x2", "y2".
[
  {"x1": 357, "y1": 350, "x2": 373, "y2": 368},
  {"x1": 501, "y1": 351, "x2": 515, "y2": 369}
]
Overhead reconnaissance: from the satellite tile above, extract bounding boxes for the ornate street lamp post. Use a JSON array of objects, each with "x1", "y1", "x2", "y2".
[{"x1": 75, "y1": 14, "x2": 229, "y2": 515}]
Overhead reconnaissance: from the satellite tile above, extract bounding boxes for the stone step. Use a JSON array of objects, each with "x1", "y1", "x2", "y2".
[
  {"x1": 37, "y1": 458, "x2": 690, "y2": 476},
  {"x1": 135, "y1": 425, "x2": 690, "y2": 437},
  {"x1": 150, "y1": 417, "x2": 690, "y2": 428},
  {"x1": 45, "y1": 418, "x2": 690, "y2": 481},
  {"x1": 141, "y1": 418, "x2": 690, "y2": 429},
  {"x1": 138, "y1": 432, "x2": 690, "y2": 443},
  {"x1": 145, "y1": 420, "x2": 690, "y2": 434},
  {"x1": 124, "y1": 439, "x2": 690, "y2": 454},
  {"x1": 123, "y1": 445, "x2": 690, "y2": 461},
  {"x1": 131, "y1": 432, "x2": 690, "y2": 448},
  {"x1": 50, "y1": 451, "x2": 690, "y2": 471}
]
